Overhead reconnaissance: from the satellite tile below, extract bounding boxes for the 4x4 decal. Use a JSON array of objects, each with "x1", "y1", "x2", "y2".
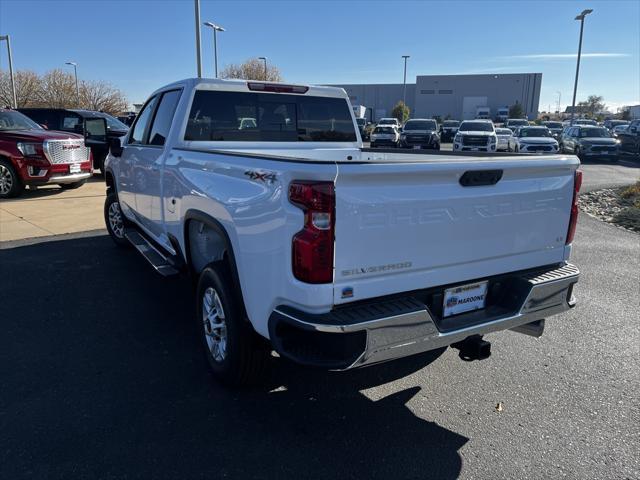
[{"x1": 244, "y1": 170, "x2": 277, "y2": 184}]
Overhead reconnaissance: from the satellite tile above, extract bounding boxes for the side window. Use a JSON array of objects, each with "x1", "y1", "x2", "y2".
[
  {"x1": 62, "y1": 114, "x2": 81, "y2": 131},
  {"x1": 148, "y1": 90, "x2": 182, "y2": 146},
  {"x1": 129, "y1": 96, "x2": 158, "y2": 145}
]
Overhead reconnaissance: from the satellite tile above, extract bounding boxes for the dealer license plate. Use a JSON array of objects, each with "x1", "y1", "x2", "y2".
[
  {"x1": 443, "y1": 281, "x2": 488, "y2": 317},
  {"x1": 69, "y1": 163, "x2": 81, "y2": 174}
]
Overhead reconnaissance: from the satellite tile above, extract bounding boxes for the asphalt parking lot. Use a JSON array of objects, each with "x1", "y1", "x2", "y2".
[{"x1": 0, "y1": 162, "x2": 638, "y2": 479}]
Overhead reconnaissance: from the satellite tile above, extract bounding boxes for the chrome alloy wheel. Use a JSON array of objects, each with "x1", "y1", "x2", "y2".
[
  {"x1": 108, "y1": 201, "x2": 125, "y2": 239},
  {"x1": 0, "y1": 164, "x2": 13, "y2": 195},
  {"x1": 202, "y1": 287, "x2": 228, "y2": 362}
]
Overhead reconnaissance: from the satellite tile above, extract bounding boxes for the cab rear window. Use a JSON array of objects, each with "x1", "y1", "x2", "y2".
[{"x1": 184, "y1": 91, "x2": 357, "y2": 142}]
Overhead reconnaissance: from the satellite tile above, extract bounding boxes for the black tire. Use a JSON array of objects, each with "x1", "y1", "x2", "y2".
[
  {"x1": 0, "y1": 158, "x2": 24, "y2": 199},
  {"x1": 104, "y1": 191, "x2": 129, "y2": 247},
  {"x1": 196, "y1": 264, "x2": 270, "y2": 386},
  {"x1": 433, "y1": 143, "x2": 441, "y2": 151},
  {"x1": 59, "y1": 180, "x2": 87, "y2": 190}
]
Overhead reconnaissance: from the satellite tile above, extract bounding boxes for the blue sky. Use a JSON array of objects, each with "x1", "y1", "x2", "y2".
[{"x1": 1, "y1": 0, "x2": 638, "y2": 112}]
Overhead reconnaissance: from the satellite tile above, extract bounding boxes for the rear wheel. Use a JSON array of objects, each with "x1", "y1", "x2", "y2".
[
  {"x1": 104, "y1": 191, "x2": 129, "y2": 247},
  {"x1": 197, "y1": 264, "x2": 270, "y2": 386},
  {"x1": 0, "y1": 159, "x2": 24, "y2": 199}
]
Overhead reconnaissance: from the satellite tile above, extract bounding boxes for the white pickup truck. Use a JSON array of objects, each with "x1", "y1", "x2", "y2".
[{"x1": 104, "y1": 78, "x2": 581, "y2": 385}]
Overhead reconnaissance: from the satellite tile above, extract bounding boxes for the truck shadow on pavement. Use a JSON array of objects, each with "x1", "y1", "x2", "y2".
[{"x1": 0, "y1": 235, "x2": 467, "y2": 480}]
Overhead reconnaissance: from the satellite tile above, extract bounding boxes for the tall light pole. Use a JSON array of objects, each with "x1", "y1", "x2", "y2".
[
  {"x1": 258, "y1": 56, "x2": 267, "y2": 80},
  {"x1": 194, "y1": 0, "x2": 202, "y2": 78},
  {"x1": 402, "y1": 55, "x2": 410, "y2": 107},
  {"x1": 204, "y1": 21, "x2": 225, "y2": 78},
  {"x1": 570, "y1": 9, "x2": 593, "y2": 124},
  {"x1": 65, "y1": 62, "x2": 79, "y2": 106},
  {"x1": 0, "y1": 35, "x2": 17, "y2": 108},
  {"x1": 556, "y1": 90, "x2": 561, "y2": 115}
]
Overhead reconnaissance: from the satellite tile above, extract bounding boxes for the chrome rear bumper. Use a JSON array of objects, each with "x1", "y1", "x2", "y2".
[{"x1": 269, "y1": 263, "x2": 579, "y2": 370}]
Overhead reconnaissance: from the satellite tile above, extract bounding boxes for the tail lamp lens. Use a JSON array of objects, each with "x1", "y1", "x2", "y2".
[
  {"x1": 566, "y1": 170, "x2": 582, "y2": 245},
  {"x1": 289, "y1": 181, "x2": 335, "y2": 283}
]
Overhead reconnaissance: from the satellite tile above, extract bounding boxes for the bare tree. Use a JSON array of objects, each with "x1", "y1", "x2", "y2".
[
  {"x1": 577, "y1": 95, "x2": 605, "y2": 118},
  {"x1": 37, "y1": 69, "x2": 78, "y2": 108},
  {"x1": 0, "y1": 68, "x2": 128, "y2": 114},
  {"x1": 79, "y1": 80, "x2": 128, "y2": 114},
  {"x1": 0, "y1": 70, "x2": 42, "y2": 107},
  {"x1": 220, "y1": 57, "x2": 283, "y2": 82}
]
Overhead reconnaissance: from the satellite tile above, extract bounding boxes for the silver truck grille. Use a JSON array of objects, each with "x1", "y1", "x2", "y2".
[{"x1": 43, "y1": 139, "x2": 90, "y2": 164}]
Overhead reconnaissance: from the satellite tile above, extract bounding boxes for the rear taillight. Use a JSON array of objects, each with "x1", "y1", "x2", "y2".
[
  {"x1": 289, "y1": 181, "x2": 335, "y2": 283},
  {"x1": 566, "y1": 170, "x2": 583, "y2": 244}
]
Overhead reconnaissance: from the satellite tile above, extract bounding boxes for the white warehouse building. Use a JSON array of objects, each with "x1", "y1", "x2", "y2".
[{"x1": 328, "y1": 73, "x2": 543, "y2": 121}]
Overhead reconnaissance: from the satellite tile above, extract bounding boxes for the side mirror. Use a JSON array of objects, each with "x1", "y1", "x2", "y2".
[
  {"x1": 40, "y1": 123, "x2": 48, "y2": 130},
  {"x1": 84, "y1": 118, "x2": 108, "y2": 147},
  {"x1": 109, "y1": 136, "x2": 123, "y2": 157}
]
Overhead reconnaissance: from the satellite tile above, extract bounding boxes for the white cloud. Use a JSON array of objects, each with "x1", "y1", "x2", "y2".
[{"x1": 499, "y1": 53, "x2": 630, "y2": 60}]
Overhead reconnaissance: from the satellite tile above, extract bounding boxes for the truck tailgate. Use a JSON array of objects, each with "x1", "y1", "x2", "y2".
[{"x1": 333, "y1": 156, "x2": 579, "y2": 305}]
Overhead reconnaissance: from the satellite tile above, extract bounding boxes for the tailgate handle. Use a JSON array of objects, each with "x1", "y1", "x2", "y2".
[{"x1": 459, "y1": 170, "x2": 503, "y2": 187}]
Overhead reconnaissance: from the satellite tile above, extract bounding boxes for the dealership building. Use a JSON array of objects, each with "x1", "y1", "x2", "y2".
[{"x1": 328, "y1": 73, "x2": 542, "y2": 121}]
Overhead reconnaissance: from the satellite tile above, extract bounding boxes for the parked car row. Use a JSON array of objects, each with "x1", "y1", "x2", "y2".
[
  {"x1": 370, "y1": 118, "x2": 441, "y2": 149},
  {"x1": 0, "y1": 108, "x2": 113, "y2": 198}
]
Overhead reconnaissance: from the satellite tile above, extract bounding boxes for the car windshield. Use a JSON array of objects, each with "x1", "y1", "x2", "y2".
[
  {"x1": 574, "y1": 119, "x2": 597, "y2": 126},
  {"x1": 374, "y1": 127, "x2": 395, "y2": 134},
  {"x1": 580, "y1": 127, "x2": 610, "y2": 138},
  {"x1": 379, "y1": 119, "x2": 396, "y2": 125},
  {"x1": 544, "y1": 122, "x2": 563, "y2": 128},
  {"x1": 0, "y1": 110, "x2": 42, "y2": 131},
  {"x1": 443, "y1": 121, "x2": 459, "y2": 127},
  {"x1": 495, "y1": 128, "x2": 512, "y2": 135},
  {"x1": 519, "y1": 127, "x2": 551, "y2": 137},
  {"x1": 100, "y1": 114, "x2": 129, "y2": 131},
  {"x1": 458, "y1": 122, "x2": 493, "y2": 132},
  {"x1": 403, "y1": 120, "x2": 436, "y2": 131}
]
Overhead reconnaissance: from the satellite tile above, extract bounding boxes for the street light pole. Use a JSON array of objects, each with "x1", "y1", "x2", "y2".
[
  {"x1": 65, "y1": 62, "x2": 79, "y2": 106},
  {"x1": 402, "y1": 55, "x2": 410, "y2": 107},
  {"x1": 570, "y1": 9, "x2": 593, "y2": 124},
  {"x1": 0, "y1": 35, "x2": 17, "y2": 108},
  {"x1": 194, "y1": 0, "x2": 202, "y2": 78},
  {"x1": 204, "y1": 21, "x2": 226, "y2": 78},
  {"x1": 556, "y1": 90, "x2": 561, "y2": 116},
  {"x1": 258, "y1": 57, "x2": 267, "y2": 81}
]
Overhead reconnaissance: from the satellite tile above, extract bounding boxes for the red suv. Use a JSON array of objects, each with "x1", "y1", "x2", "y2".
[{"x1": 0, "y1": 109, "x2": 96, "y2": 198}]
